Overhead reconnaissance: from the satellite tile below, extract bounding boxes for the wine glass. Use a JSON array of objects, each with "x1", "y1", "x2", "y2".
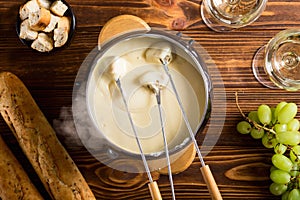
[
  {"x1": 252, "y1": 29, "x2": 300, "y2": 91},
  {"x1": 201, "y1": 0, "x2": 268, "y2": 32}
]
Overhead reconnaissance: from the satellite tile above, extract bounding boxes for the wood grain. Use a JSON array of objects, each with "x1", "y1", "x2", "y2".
[{"x1": 0, "y1": 0, "x2": 299, "y2": 199}]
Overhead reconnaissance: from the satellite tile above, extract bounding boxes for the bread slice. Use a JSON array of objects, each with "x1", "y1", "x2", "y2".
[
  {"x1": 57, "y1": 16, "x2": 70, "y2": 31},
  {"x1": 29, "y1": 7, "x2": 51, "y2": 31},
  {"x1": 0, "y1": 135, "x2": 44, "y2": 200},
  {"x1": 50, "y1": 0, "x2": 68, "y2": 16},
  {"x1": 19, "y1": 0, "x2": 40, "y2": 20},
  {"x1": 44, "y1": 14, "x2": 60, "y2": 32},
  {"x1": 37, "y1": 0, "x2": 52, "y2": 9},
  {"x1": 53, "y1": 16, "x2": 70, "y2": 47},
  {"x1": 19, "y1": 19, "x2": 38, "y2": 40},
  {"x1": 31, "y1": 33, "x2": 53, "y2": 52}
]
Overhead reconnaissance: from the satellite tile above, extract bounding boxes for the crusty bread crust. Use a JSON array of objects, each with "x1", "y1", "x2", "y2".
[
  {"x1": 57, "y1": 16, "x2": 70, "y2": 32},
  {"x1": 0, "y1": 135, "x2": 44, "y2": 200},
  {"x1": 44, "y1": 14, "x2": 60, "y2": 32},
  {"x1": 0, "y1": 72, "x2": 96, "y2": 200},
  {"x1": 29, "y1": 7, "x2": 51, "y2": 31}
]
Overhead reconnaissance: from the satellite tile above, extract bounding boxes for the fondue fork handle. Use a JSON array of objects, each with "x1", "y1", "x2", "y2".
[
  {"x1": 200, "y1": 165, "x2": 222, "y2": 200},
  {"x1": 148, "y1": 181, "x2": 163, "y2": 200}
]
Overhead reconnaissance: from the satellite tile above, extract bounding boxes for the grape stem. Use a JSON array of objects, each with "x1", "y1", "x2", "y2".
[{"x1": 235, "y1": 92, "x2": 276, "y2": 134}]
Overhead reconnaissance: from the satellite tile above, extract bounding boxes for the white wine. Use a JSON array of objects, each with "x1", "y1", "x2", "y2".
[
  {"x1": 265, "y1": 30, "x2": 300, "y2": 90},
  {"x1": 201, "y1": 0, "x2": 267, "y2": 32}
]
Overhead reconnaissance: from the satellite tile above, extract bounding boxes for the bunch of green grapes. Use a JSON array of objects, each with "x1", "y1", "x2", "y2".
[{"x1": 237, "y1": 102, "x2": 300, "y2": 199}]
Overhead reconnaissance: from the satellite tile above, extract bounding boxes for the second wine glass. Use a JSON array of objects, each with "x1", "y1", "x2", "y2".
[
  {"x1": 252, "y1": 29, "x2": 300, "y2": 91},
  {"x1": 201, "y1": 0, "x2": 268, "y2": 32}
]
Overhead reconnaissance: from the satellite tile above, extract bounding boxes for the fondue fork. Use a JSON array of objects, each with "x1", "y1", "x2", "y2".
[
  {"x1": 140, "y1": 72, "x2": 176, "y2": 200},
  {"x1": 145, "y1": 43, "x2": 223, "y2": 200},
  {"x1": 111, "y1": 58, "x2": 162, "y2": 200}
]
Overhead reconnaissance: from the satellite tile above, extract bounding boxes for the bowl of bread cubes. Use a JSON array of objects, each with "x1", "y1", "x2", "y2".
[{"x1": 17, "y1": 0, "x2": 75, "y2": 52}]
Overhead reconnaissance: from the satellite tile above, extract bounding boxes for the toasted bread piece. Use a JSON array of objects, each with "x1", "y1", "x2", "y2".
[
  {"x1": 44, "y1": 14, "x2": 60, "y2": 32},
  {"x1": 29, "y1": 7, "x2": 51, "y2": 31},
  {"x1": 31, "y1": 33, "x2": 53, "y2": 52},
  {"x1": 19, "y1": 19, "x2": 38, "y2": 40},
  {"x1": 53, "y1": 16, "x2": 71, "y2": 47},
  {"x1": 37, "y1": 0, "x2": 51, "y2": 9},
  {"x1": 19, "y1": 0, "x2": 40, "y2": 20},
  {"x1": 50, "y1": 0, "x2": 68, "y2": 16},
  {"x1": 53, "y1": 27, "x2": 68, "y2": 47},
  {"x1": 57, "y1": 16, "x2": 70, "y2": 31}
]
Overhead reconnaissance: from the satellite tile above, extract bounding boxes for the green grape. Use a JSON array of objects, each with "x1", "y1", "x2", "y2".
[
  {"x1": 262, "y1": 133, "x2": 276, "y2": 149},
  {"x1": 270, "y1": 169, "x2": 291, "y2": 184},
  {"x1": 288, "y1": 188, "x2": 300, "y2": 200},
  {"x1": 274, "y1": 123, "x2": 287, "y2": 133},
  {"x1": 269, "y1": 182, "x2": 288, "y2": 196},
  {"x1": 278, "y1": 103, "x2": 298, "y2": 124},
  {"x1": 250, "y1": 128, "x2": 265, "y2": 139},
  {"x1": 274, "y1": 143, "x2": 287, "y2": 154},
  {"x1": 257, "y1": 104, "x2": 272, "y2": 125},
  {"x1": 270, "y1": 165, "x2": 278, "y2": 172},
  {"x1": 276, "y1": 131, "x2": 300, "y2": 146},
  {"x1": 274, "y1": 102, "x2": 287, "y2": 120},
  {"x1": 287, "y1": 119, "x2": 300, "y2": 131},
  {"x1": 272, "y1": 154, "x2": 293, "y2": 172},
  {"x1": 236, "y1": 121, "x2": 252, "y2": 134},
  {"x1": 281, "y1": 191, "x2": 290, "y2": 200},
  {"x1": 248, "y1": 111, "x2": 260, "y2": 123},
  {"x1": 290, "y1": 163, "x2": 299, "y2": 177},
  {"x1": 271, "y1": 107, "x2": 277, "y2": 125},
  {"x1": 290, "y1": 145, "x2": 300, "y2": 163}
]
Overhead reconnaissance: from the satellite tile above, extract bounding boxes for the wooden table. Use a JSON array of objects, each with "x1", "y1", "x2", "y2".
[{"x1": 1, "y1": 0, "x2": 300, "y2": 199}]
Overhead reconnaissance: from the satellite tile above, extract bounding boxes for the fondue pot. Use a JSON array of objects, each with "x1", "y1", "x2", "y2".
[{"x1": 72, "y1": 15, "x2": 213, "y2": 173}]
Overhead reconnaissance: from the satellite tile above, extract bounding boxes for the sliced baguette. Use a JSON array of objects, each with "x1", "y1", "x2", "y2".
[
  {"x1": 44, "y1": 14, "x2": 60, "y2": 32},
  {"x1": 29, "y1": 7, "x2": 51, "y2": 31},
  {"x1": 19, "y1": 19, "x2": 38, "y2": 40},
  {"x1": 53, "y1": 16, "x2": 70, "y2": 47},
  {"x1": 50, "y1": 0, "x2": 68, "y2": 16},
  {"x1": 0, "y1": 135, "x2": 44, "y2": 200},
  {"x1": 36, "y1": 0, "x2": 52, "y2": 9},
  {"x1": 31, "y1": 33, "x2": 53, "y2": 52},
  {"x1": 19, "y1": 0, "x2": 40, "y2": 20}
]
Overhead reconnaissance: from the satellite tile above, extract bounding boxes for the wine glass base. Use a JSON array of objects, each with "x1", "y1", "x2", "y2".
[
  {"x1": 200, "y1": 1, "x2": 234, "y2": 32},
  {"x1": 252, "y1": 45, "x2": 279, "y2": 89}
]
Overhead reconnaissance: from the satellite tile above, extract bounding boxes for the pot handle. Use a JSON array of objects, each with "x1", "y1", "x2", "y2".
[{"x1": 98, "y1": 15, "x2": 151, "y2": 49}]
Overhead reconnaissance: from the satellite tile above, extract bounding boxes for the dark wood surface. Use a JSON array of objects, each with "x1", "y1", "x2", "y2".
[{"x1": 1, "y1": 0, "x2": 300, "y2": 199}]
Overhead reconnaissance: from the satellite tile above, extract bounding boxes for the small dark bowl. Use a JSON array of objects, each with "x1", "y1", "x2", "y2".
[{"x1": 16, "y1": 0, "x2": 76, "y2": 53}]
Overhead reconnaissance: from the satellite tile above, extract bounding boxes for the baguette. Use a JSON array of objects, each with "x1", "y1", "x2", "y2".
[
  {"x1": 0, "y1": 72, "x2": 96, "y2": 200},
  {"x1": 50, "y1": 0, "x2": 68, "y2": 17},
  {"x1": 31, "y1": 33, "x2": 53, "y2": 52},
  {"x1": 37, "y1": 0, "x2": 52, "y2": 9},
  {"x1": 44, "y1": 14, "x2": 60, "y2": 32},
  {"x1": 19, "y1": 19, "x2": 38, "y2": 40},
  {"x1": 0, "y1": 135, "x2": 44, "y2": 200},
  {"x1": 53, "y1": 16, "x2": 70, "y2": 47},
  {"x1": 19, "y1": 0, "x2": 40, "y2": 20},
  {"x1": 29, "y1": 7, "x2": 51, "y2": 31}
]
